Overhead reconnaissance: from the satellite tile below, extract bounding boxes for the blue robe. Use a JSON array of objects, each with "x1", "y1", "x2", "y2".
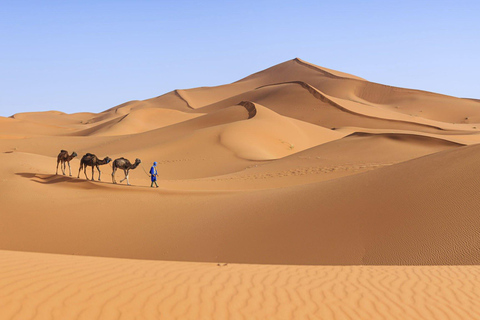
[{"x1": 150, "y1": 166, "x2": 157, "y2": 181}]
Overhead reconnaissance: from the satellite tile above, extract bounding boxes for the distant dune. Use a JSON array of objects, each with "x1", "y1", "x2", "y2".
[{"x1": 1, "y1": 58, "x2": 480, "y2": 319}]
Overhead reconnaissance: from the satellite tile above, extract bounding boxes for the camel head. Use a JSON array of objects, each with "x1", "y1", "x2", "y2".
[
  {"x1": 130, "y1": 158, "x2": 141, "y2": 169},
  {"x1": 104, "y1": 157, "x2": 112, "y2": 164},
  {"x1": 72, "y1": 152, "x2": 78, "y2": 157}
]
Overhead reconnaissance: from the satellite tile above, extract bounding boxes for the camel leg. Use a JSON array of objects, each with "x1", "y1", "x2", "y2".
[
  {"x1": 121, "y1": 169, "x2": 131, "y2": 185},
  {"x1": 56, "y1": 160, "x2": 60, "y2": 175},
  {"x1": 91, "y1": 166, "x2": 95, "y2": 181},
  {"x1": 59, "y1": 161, "x2": 65, "y2": 175},
  {"x1": 84, "y1": 165, "x2": 89, "y2": 180},
  {"x1": 112, "y1": 167, "x2": 117, "y2": 184},
  {"x1": 68, "y1": 162, "x2": 72, "y2": 176},
  {"x1": 77, "y1": 164, "x2": 82, "y2": 178},
  {"x1": 62, "y1": 162, "x2": 66, "y2": 175},
  {"x1": 97, "y1": 165, "x2": 101, "y2": 181},
  {"x1": 120, "y1": 169, "x2": 127, "y2": 183}
]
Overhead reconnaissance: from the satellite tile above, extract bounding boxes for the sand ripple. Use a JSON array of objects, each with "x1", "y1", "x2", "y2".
[{"x1": 1, "y1": 251, "x2": 480, "y2": 320}]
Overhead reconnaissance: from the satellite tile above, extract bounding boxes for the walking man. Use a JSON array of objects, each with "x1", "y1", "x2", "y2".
[{"x1": 150, "y1": 161, "x2": 158, "y2": 188}]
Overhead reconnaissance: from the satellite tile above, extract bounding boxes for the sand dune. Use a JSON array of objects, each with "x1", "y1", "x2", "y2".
[
  {"x1": 84, "y1": 108, "x2": 202, "y2": 136},
  {"x1": 2, "y1": 58, "x2": 480, "y2": 318},
  {"x1": 219, "y1": 102, "x2": 346, "y2": 160},
  {"x1": 0, "y1": 115, "x2": 79, "y2": 137},
  {"x1": 176, "y1": 58, "x2": 479, "y2": 126},
  {"x1": 11, "y1": 110, "x2": 93, "y2": 126}
]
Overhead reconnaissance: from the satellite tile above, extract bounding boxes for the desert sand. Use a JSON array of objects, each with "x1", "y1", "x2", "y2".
[{"x1": 1, "y1": 58, "x2": 480, "y2": 319}]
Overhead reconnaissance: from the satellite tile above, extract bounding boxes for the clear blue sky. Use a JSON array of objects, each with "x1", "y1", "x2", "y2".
[{"x1": 1, "y1": 0, "x2": 479, "y2": 117}]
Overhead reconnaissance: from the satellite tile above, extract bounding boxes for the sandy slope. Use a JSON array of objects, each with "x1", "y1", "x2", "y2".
[
  {"x1": 1, "y1": 250, "x2": 480, "y2": 320},
  {"x1": 170, "y1": 132, "x2": 461, "y2": 190},
  {"x1": 2, "y1": 143, "x2": 480, "y2": 265},
  {"x1": 2, "y1": 58, "x2": 480, "y2": 318}
]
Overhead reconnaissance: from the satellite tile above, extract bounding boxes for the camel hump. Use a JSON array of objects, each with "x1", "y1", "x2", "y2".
[
  {"x1": 85, "y1": 153, "x2": 94, "y2": 156},
  {"x1": 60, "y1": 149, "x2": 68, "y2": 153}
]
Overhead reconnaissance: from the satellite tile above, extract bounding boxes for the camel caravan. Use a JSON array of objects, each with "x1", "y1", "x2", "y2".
[{"x1": 56, "y1": 150, "x2": 143, "y2": 186}]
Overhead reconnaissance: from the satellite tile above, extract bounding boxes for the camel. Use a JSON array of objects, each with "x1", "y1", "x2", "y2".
[
  {"x1": 111, "y1": 157, "x2": 141, "y2": 185},
  {"x1": 56, "y1": 150, "x2": 77, "y2": 176},
  {"x1": 77, "y1": 153, "x2": 112, "y2": 181}
]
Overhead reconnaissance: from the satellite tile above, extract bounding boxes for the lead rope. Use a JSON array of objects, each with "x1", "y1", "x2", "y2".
[{"x1": 140, "y1": 163, "x2": 151, "y2": 178}]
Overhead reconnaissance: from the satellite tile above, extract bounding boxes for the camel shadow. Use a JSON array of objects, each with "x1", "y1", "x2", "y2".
[
  {"x1": 16, "y1": 172, "x2": 96, "y2": 185},
  {"x1": 15, "y1": 172, "x2": 148, "y2": 189}
]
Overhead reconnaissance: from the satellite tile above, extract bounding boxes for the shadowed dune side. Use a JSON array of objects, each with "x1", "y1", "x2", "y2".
[
  {"x1": 350, "y1": 81, "x2": 480, "y2": 123},
  {"x1": 257, "y1": 81, "x2": 461, "y2": 130},
  {"x1": 237, "y1": 101, "x2": 257, "y2": 118},
  {"x1": 194, "y1": 83, "x2": 470, "y2": 135},
  {"x1": 339, "y1": 127, "x2": 480, "y2": 145},
  {"x1": 1, "y1": 250, "x2": 480, "y2": 320}
]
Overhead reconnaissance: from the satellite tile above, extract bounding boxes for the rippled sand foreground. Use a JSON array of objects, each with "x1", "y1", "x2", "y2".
[{"x1": 1, "y1": 250, "x2": 479, "y2": 320}]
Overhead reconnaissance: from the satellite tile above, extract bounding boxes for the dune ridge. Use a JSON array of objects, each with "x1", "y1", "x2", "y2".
[
  {"x1": 293, "y1": 57, "x2": 366, "y2": 80},
  {"x1": 174, "y1": 89, "x2": 195, "y2": 109}
]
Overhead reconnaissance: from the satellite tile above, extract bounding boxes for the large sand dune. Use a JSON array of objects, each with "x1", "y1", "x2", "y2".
[{"x1": 2, "y1": 58, "x2": 480, "y2": 319}]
